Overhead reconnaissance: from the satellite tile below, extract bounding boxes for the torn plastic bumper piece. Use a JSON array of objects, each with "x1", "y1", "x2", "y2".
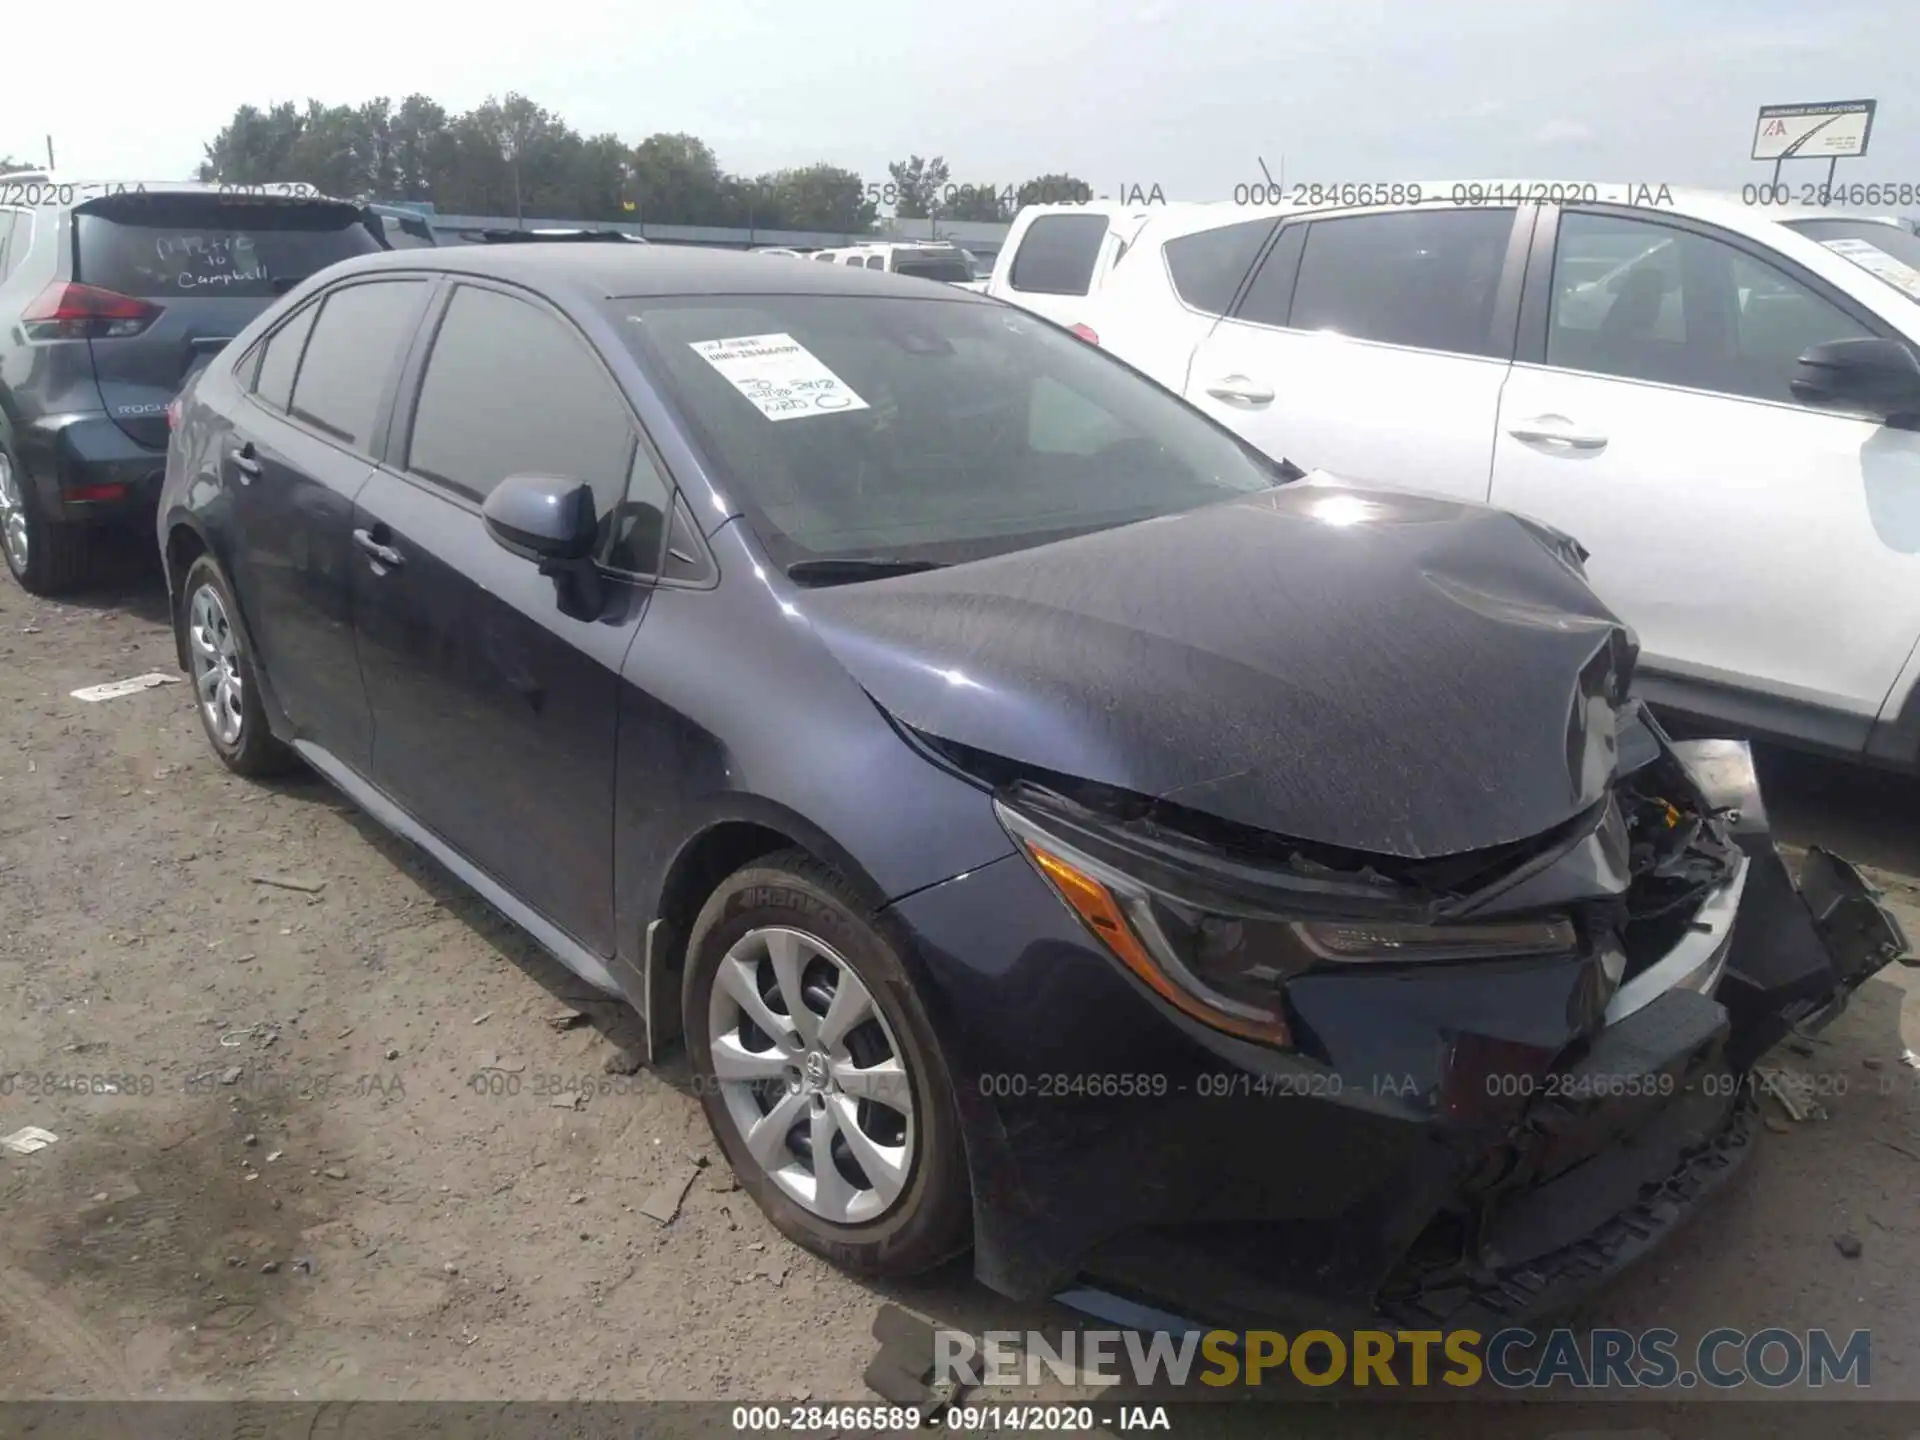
[{"x1": 1670, "y1": 739, "x2": 1912, "y2": 1070}]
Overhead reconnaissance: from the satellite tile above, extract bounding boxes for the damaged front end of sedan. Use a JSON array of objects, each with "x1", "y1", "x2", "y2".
[
  {"x1": 808, "y1": 483, "x2": 1911, "y2": 1326},
  {"x1": 910, "y1": 707, "x2": 1909, "y2": 1329}
]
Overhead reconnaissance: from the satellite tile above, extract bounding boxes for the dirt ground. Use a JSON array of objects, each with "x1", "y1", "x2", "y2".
[{"x1": 2, "y1": 541, "x2": 1918, "y2": 1405}]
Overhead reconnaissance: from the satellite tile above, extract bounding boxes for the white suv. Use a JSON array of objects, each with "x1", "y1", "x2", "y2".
[{"x1": 1049, "y1": 185, "x2": 1920, "y2": 771}]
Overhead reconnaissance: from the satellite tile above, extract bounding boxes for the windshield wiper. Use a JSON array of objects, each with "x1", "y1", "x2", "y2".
[{"x1": 785, "y1": 557, "x2": 950, "y2": 587}]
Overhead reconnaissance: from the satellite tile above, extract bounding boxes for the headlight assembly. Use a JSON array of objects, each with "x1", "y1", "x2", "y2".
[{"x1": 996, "y1": 796, "x2": 1577, "y2": 1050}]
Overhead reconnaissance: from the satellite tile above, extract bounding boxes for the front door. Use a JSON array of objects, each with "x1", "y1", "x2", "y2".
[
  {"x1": 1490, "y1": 206, "x2": 1920, "y2": 730},
  {"x1": 351, "y1": 280, "x2": 665, "y2": 954}
]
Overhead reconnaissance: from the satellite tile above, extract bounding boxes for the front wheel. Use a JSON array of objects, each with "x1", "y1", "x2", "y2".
[
  {"x1": 684, "y1": 851, "x2": 971, "y2": 1276},
  {"x1": 178, "y1": 555, "x2": 296, "y2": 777}
]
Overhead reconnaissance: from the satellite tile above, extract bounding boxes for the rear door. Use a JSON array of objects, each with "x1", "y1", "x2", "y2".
[
  {"x1": 73, "y1": 193, "x2": 384, "y2": 451},
  {"x1": 352, "y1": 280, "x2": 663, "y2": 954},
  {"x1": 1183, "y1": 205, "x2": 1530, "y2": 502},
  {"x1": 1088, "y1": 214, "x2": 1280, "y2": 393},
  {"x1": 224, "y1": 276, "x2": 431, "y2": 773}
]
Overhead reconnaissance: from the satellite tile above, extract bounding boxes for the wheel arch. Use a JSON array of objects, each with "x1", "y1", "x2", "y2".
[{"x1": 639, "y1": 796, "x2": 908, "y2": 1060}]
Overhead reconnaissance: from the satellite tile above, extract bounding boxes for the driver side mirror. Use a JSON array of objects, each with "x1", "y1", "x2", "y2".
[
  {"x1": 1790, "y1": 337, "x2": 1920, "y2": 422},
  {"x1": 482, "y1": 473, "x2": 605, "y2": 617}
]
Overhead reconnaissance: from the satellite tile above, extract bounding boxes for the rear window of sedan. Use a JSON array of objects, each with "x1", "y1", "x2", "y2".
[
  {"x1": 75, "y1": 196, "x2": 383, "y2": 299},
  {"x1": 614, "y1": 293, "x2": 1275, "y2": 565}
]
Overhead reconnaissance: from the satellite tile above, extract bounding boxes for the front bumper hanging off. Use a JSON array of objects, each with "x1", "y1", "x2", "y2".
[{"x1": 906, "y1": 736, "x2": 1912, "y2": 1330}]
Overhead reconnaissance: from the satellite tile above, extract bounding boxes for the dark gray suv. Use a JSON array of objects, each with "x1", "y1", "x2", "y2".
[{"x1": 0, "y1": 180, "x2": 385, "y2": 593}]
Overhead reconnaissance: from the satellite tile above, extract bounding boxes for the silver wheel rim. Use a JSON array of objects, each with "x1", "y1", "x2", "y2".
[
  {"x1": 187, "y1": 584, "x2": 245, "y2": 747},
  {"x1": 708, "y1": 926, "x2": 916, "y2": 1224},
  {"x1": 0, "y1": 452, "x2": 27, "y2": 572}
]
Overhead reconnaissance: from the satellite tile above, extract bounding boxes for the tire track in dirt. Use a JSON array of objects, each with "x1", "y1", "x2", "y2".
[{"x1": 0, "y1": 1255, "x2": 131, "y2": 1395}]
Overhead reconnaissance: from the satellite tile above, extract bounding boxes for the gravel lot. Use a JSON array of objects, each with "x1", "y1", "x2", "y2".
[{"x1": 2, "y1": 543, "x2": 1917, "y2": 1404}]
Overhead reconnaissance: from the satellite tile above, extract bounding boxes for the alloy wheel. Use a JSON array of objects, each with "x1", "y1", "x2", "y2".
[
  {"x1": 0, "y1": 453, "x2": 27, "y2": 573},
  {"x1": 188, "y1": 584, "x2": 245, "y2": 747},
  {"x1": 707, "y1": 926, "x2": 916, "y2": 1224}
]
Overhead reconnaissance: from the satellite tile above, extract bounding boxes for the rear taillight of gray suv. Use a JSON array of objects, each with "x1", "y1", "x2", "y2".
[{"x1": 20, "y1": 282, "x2": 162, "y2": 341}]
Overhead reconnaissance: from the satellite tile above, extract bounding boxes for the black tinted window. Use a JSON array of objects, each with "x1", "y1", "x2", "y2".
[
  {"x1": 74, "y1": 199, "x2": 382, "y2": 299},
  {"x1": 288, "y1": 281, "x2": 426, "y2": 448},
  {"x1": 1288, "y1": 208, "x2": 1515, "y2": 358},
  {"x1": 407, "y1": 285, "x2": 635, "y2": 513},
  {"x1": 1548, "y1": 211, "x2": 1872, "y2": 405},
  {"x1": 606, "y1": 446, "x2": 674, "y2": 573},
  {"x1": 1233, "y1": 224, "x2": 1309, "y2": 326},
  {"x1": 1164, "y1": 218, "x2": 1278, "y2": 315},
  {"x1": 1009, "y1": 213, "x2": 1109, "y2": 295},
  {"x1": 896, "y1": 257, "x2": 974, "y2": 282},
  {"x1": 252, "y1": 302, "x2": 318, "y2": 411}
]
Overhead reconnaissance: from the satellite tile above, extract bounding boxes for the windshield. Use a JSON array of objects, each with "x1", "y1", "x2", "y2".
[
  {"x1": 615, "y1": 294, "x2": 1277, "y2": 566},
  {"x1": 1785, "y1": 218, "x2": 1920, "y2": 304},
  {"x1": 74, "y1": 198, "x2": 383, "y2": 298}
]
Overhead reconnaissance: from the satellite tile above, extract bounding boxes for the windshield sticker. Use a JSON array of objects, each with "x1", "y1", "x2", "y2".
[
  {"x1": 1820, "y1": 237, "x2": 1920, "y2": 301},
  {"x1": 688, "y1": 333, "x2": 869, "y2": 422}
]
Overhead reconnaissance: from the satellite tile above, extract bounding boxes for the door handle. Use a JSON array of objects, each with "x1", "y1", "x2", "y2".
[
  {"x1": 1507, "y1": 416, "x2": 1608, "y2": 450},
  {"x1": 352, "y1": 528, "x2": 404, "y2": 569},
  {"x1": 1203, "y1": 374, "x2": 1275, "y2": 407},
  {"x1": 229, "y1": 442, "x2": 262, "y2": 480}
]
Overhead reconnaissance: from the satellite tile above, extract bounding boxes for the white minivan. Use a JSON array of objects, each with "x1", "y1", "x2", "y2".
[{"x1": 1041, "y1": 184, "x2": 1920, "y2": 772}]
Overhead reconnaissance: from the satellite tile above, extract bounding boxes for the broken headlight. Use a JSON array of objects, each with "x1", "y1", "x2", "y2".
[{"x1": 997, "y1": 797, "x2": 1577, "y2": 1050}]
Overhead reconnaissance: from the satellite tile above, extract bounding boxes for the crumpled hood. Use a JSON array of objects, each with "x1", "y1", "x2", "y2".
[{"x1": 803, "y1": 481, "x2": 1638, "y2": 859}]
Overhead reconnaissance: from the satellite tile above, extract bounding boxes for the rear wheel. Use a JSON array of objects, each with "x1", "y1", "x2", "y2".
[
  {"x1": 684, "y1": 852, "x2": 971, "y2": 1276},
  {"x1": 0, "y1": 448, "x2": 94, "y2": 596},
  {"x1": 179, "y1": 555, "x2": 295, "y2": 777}
]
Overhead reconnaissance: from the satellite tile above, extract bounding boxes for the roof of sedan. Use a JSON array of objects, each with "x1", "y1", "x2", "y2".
[{"x1": 336, "y1": 242, "x2": 990, "y2": 300}]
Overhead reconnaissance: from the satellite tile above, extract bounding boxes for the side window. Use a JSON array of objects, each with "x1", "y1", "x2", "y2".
[
  {"x1": 604, "y1": 444, "x2": 674, "y2": 573},
  {"x1": 845, "y1": 255, "x2": 864, "y2": 266},
  {"x1": 288, "y1": 280, "x2": 427, "y2": 448},
  {"x1": 1008, "y1": 213, "x2": 1110, "y2": 296},
  {"x1": 405, "y1": 284, "x2": 635, "y2": 519},
  {"x1": 1546, "y1": 212, "x2": 1873, "y2": 406},
  {"x1": 813, "y1": 252, "x2": 836, "y2": 263},
  {"x1": 1232, "y1": 223, "x2": 1308, "y2": 327},
  {"x1": 0, "y1": 210, "x2": 17, "y2": 279},
  {"x1": 1163, "y1": 218, "x2": 1280, "y2": 316},
  {"x1": 251, "y1": 302, "x2": 320, "y2": 412},
  {"x1": 1287, "y1": 208, "x2": 1516, "y2": 358},
  {"x1": 866, "y1": 255, "x2": 885, "y2": 270}
]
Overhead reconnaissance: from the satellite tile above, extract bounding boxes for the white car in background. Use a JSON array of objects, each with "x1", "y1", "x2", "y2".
[
  {"x1": 1003, "y1": 184, "x2": 1920, "y2": 772},
  {"x1": 811, "y1": 241, "x2": 979, "y2": 287},
  {"x1": 985, "y1": 199, "x2": 1205, "y2": 326}
]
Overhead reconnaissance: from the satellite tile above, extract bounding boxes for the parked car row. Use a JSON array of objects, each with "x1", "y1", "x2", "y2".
[
  {"x1": 986, "y1": 184, "x2": 1920, "y2": 775},
  {"x1": 3, "y1": 176, "x2": 1911, "y2": 1333}
]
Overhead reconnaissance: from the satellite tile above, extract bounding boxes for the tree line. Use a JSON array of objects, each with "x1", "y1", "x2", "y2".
[{"x1": 171, "y1": 95, "x2": 1089, "y2": 232}]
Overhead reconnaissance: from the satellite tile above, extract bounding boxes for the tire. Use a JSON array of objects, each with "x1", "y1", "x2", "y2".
[
  {"x1": 684, "y1": 850, "x2": 971, "y2": 1277},
  {"x1": 0, "y1": 445, "x2": 94, "y2": 596},
  {"x1": 178, "y1": 555, "x2": 296, "y2": 777}
]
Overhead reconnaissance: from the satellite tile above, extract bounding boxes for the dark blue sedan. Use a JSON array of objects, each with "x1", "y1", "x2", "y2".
[{"x1": 158, "y1": 244, "x2": 1907, "y2": 1329}]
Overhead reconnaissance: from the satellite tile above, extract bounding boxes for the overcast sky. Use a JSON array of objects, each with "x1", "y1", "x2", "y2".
[{"x1": 5, "y1": 0, "x2": 1916, "y2": 200}]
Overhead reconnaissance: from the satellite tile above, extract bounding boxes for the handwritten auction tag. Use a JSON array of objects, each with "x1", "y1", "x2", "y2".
[{"x1": 689, "y1": 333, "x2": 869, "y2": 422}]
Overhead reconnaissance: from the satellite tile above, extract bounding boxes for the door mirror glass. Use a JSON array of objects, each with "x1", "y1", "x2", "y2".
[
  {"x1": 1790, "y1": 337, "x2": 1920, "y2": 420},
  {"x1": 482, "y1": 473, "x2": 600, "y2": 561}
]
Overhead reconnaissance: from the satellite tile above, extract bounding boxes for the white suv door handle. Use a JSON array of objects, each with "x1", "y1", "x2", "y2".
[
  {"x1": 1204, "y1": 374, "x2": 1275, "y2": 407},
  {"x1": 1508, "y1": 416, "x2": 1608, "y2": 450}
]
